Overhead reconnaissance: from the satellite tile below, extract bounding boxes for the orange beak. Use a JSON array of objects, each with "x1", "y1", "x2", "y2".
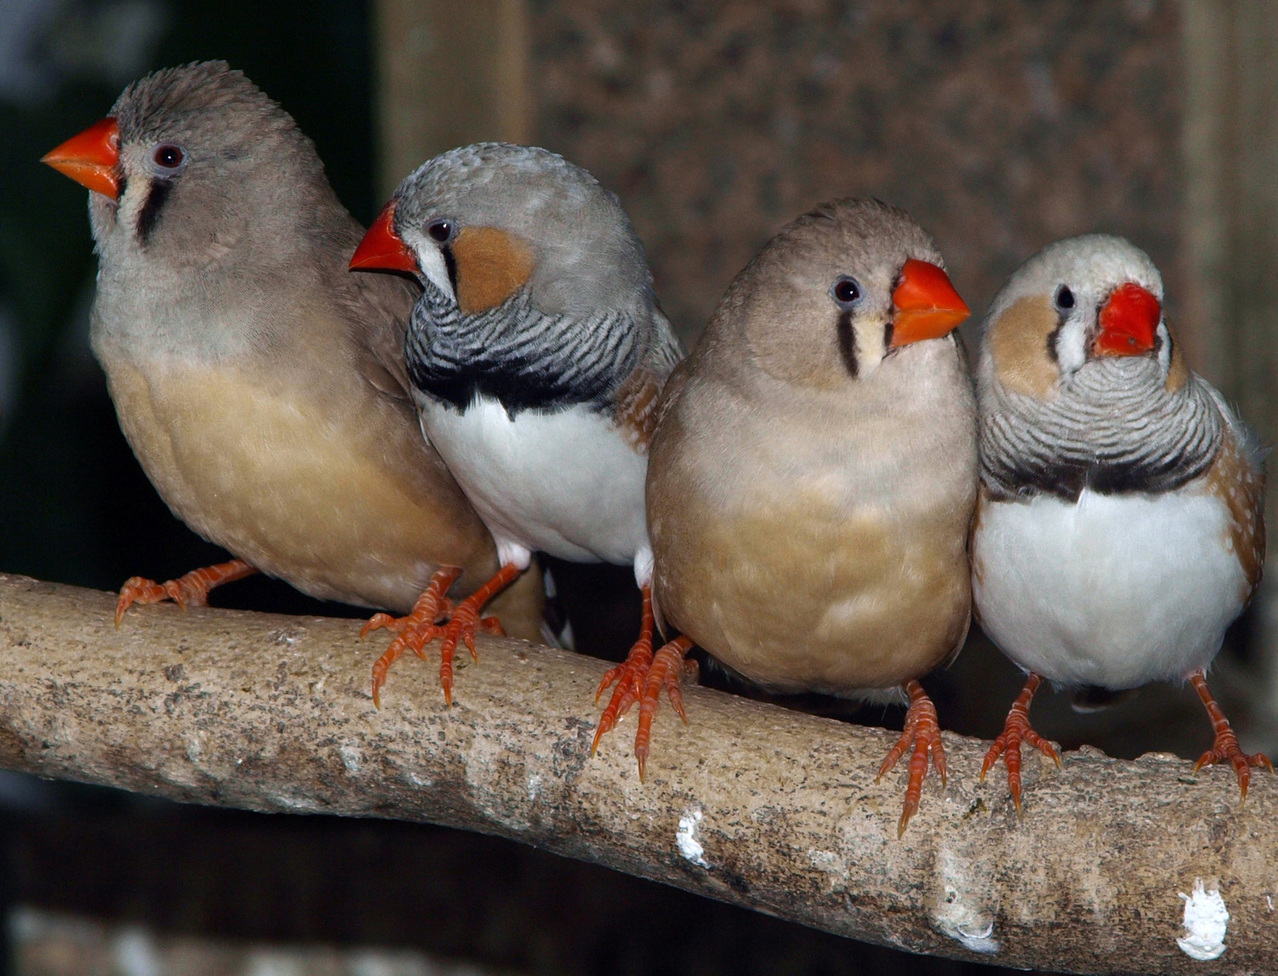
[
  {"x1": 42, "y1": 117, "x2": 120, "y2": 199},
  {"x1": 350, "y1": 200, "x2": 418, "y2": 272},
  {"x1": 889, "y1": 259, "x2": 970, "y2": 348},
  {"x1": 1094, "y1": 282, "x2": 1160, "y2": 357}
]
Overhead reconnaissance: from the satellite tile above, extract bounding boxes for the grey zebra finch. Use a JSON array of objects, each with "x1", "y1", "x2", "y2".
[
  {"x1": 970, "y1": 233, "x2": 1271, "y2": 813},
  {"x1": 351, "y1": 142, "x2": 683, "y2": 712}
]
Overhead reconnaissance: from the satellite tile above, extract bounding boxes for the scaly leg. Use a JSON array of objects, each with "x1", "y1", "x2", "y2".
[
  {"x1": 592, "y1": 583, "x2": 656, "y2": 753},
  {"x1": 981, "y1": 672, "x2": 1060, "y2": 816},
  {"x1": 364, "y1": 566, "x2": 462, "y2": 707},
  {"x1": 877, "y1": 680, "x2": 948, "y2": 837},
  {"x1": 1189, "y1": 669, "x2": 1272, "y2": 801},
  {"x1": 633, "y1": 635, "x2": 695, "y2": 781},
  {"x1": 115, "y1": 559, "x2": 257, "y2": 626}
]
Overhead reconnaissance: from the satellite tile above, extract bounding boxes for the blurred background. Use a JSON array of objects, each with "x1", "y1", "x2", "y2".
[{"x1": 0, "y1": 0, "x2": 1275, "y2": 973}]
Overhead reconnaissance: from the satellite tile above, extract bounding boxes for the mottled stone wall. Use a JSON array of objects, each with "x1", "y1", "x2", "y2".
[{"x1": 532, "y1": 0, "x2": 1183, "y2": 346}]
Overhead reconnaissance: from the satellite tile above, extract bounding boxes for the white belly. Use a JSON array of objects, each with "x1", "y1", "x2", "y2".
[
  {"x1": 972, "y1": 488, "x2": 1246, "y2": 688},
  {"x1": 421, "y1": 397, "x2": 648, "y2": 567}
]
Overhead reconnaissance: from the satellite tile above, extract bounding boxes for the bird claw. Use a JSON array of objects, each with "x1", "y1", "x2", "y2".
[
  {"x1": 114, "y1": 559, "x2": 255, "y2": 626},
  {"x1": 1188, "y1": 670, "x2": 1273, "y2": 802},
  {"x1": 592, "y1": 638, "x2": 653, "y2": 754},
  {"x1": 981, "y1": 673, "x2": 1057, "y2": 816},
  {"x1": 876, "y1": 680, "x2": 946, "y2": 837},
  {"x1": 368, "y1": 566, "x2": 461, "y2": 708},
  {"x1": 1192, "y1": 731, "x2": 1273, "y2": 802}
]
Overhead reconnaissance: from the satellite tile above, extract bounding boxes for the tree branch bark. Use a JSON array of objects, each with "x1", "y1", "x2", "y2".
[{"x1": 0, "y1": 572, "x2": 1272, "y2": 974}]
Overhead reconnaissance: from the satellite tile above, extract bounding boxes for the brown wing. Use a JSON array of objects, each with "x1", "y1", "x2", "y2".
[{"x1": 1204, "y1": 427, "x2": 1266, "y2": 601}]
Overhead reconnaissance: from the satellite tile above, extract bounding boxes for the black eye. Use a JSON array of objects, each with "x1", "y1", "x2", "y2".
[
  {"x1": 831, "y1": 276, "x2": 862, "y2": 308},
  {"x1": 1055, "y1": 285, "x2": 1075, "y2": 311},
  {"x1": 427, "y1": 219, "x2": 454, "y2": 243},
  {"x1": 153, "y1": 144, "x2": 184, "y2": 169}
]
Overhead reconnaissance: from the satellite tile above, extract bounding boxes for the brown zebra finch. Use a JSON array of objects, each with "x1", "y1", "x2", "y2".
[
  {"x1": 42, "y1": 62, "x2": 544, "y2": 686},
  {"x1": 604, "y1": 198, "x2": 976, "y2": 833}
]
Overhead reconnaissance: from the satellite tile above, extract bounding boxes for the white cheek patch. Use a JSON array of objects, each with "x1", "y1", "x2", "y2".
[
  {"x1": 1156, "y1": 320, "x2": 1172, "y2": 373},
  {"x1": 1052, "y1": 313, "x2": 1089, "y2": 375},
  {"x1": 414, "y1": 242, "x2": 455, "y2": 301}
]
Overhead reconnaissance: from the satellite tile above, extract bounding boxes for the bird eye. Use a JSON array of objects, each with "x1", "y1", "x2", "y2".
[
  {"x1": 427, "y1": 219, "x2": 454, "y2": 244},
  {"x1": 830, "y1": 276, "x2": 862, "y2": 309},
  {"x1": 152, "y1": 144, "x2": 185, "y2": 169},
  {"x1": 1055, "y1": 285, "x2": 1075, "y2": 311}
]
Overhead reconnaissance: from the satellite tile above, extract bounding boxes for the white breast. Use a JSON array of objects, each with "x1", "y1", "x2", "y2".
[
  {"x1": 420, "y1": 397, "x2": 649, "y2": 568},
  {"x1": 972, "y1": 486, "x2": 1246, "y2": 688}
]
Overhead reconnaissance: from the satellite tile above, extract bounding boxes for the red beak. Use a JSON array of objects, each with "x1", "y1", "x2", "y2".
[
  {"x1": 889, "y1": 259, "x2": 970, "y2": 348},
  {"x1": 42, "y1": 117, "x2": 121, "y2": 199},
  {"x1": 350, "y1": 200, "x2": 418, "y2": 272},
  {"x1": 1094, "y1": 282, "x2": 1160, "y2": 357}
]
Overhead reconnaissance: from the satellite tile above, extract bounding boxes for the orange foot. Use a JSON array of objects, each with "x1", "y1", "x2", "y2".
[
  {"x1": 877, "y1": 679, "x2": 948, "y2": 837},
  {"x1": 592, "y1": 582, "x2": 657, "y2": 753},
  {"x1": 981, "y1": 672, "x2": 1060, "y2": 816},
  {"x1": 115, "y1": 559, "x2": 256, "y2": 626},
  {"x1": 1189, "y1": 670, "x2": 1273, "y2": 801},
  {"x1": 365, "y1": 563, "x2": 516, "y2": 707},
  {"x1": 591, "y1": 584, "x2": 697, "y2": 779}
]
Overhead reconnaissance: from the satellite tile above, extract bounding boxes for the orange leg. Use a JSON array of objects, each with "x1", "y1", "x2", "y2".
[
  {"x1": 981, "y1": 672, "x2": 1059, "y2": 816},
  {"x1": 1189, "y1": 670, "x2": 1273, "y2": 801},
  {"x1": 877, "y1": 680, "x2": 948, "y2": 837},
  {"x1": 366, "y1": 563, "x2": 517, "y2": 707},
  {"x1": 592, "y1": 583, "x2": 656, "y2": 753},
  {"x1": 365, "y1": 566, "x2": 461, "y2": 708},
  {"x1": 115, "y1": 559, "x2": 257, "y2": 626},
  {"x1": 633, "y1": 635, "x2": 695, "y2": 781}
]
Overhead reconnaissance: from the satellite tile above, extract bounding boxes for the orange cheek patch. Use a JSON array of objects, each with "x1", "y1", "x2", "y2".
[
  {"x1": 452, "y1": 226, "x2": 536, "y2": 314},
  {"x1": 987, "y1": 295, "x2": 1060, "y2": 398}
]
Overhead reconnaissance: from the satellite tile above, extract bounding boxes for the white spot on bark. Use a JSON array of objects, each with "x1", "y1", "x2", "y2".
[
  {"x1": 677, "y1": 809, "x2": 709, "y2": 868},
  {"x1": 527, "y1": 773, "x2": 542, "y2": 802},
  {"x1": 1267, "y1": 895, "x2": 1274, "y2": 912},
  {"x1": 1178, "y1": 879, "x2": 1228, "y2": 961},
  {"x1": 808, "y1": 849, "x2": 839, "y2": 871},
  {"x1": 931, "y1": 849, "x2": 1000, "y2": 954},
  {"x1": 338, "y1": 744, "x2": 361, "y2": 773}
]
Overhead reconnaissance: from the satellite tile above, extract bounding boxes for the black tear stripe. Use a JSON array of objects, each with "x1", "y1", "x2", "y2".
[
  {"x1": 836, "y1": 310, "x2": 858, "y2": 378},
  {"x1": 442, "y1": 245, "x2": 459, "y2": 298},
  {"x1": 135, "y1": 179, "x2": 171, "y2": 244}
]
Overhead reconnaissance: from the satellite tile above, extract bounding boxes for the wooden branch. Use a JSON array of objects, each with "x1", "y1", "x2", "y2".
[{"x1": 0, "y1": 573, "x2": 1273, "y2": 974}]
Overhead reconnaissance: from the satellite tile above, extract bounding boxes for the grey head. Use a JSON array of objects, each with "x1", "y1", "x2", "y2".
[
  {"x1": 91, "y1": 60, "x2": 340, "y2": 272},
  {"x1": 390, "y1": 142, "x2": 658, "y2": 323},
  {"x1": 977, "y1": 233, "x2": 1225, "y2": 500},
  {"x1": 701, "y1": 198, "x2": 967, "y2": 393},
  {"x1": 388, "y1": 143, "x2": 675, "y2": 416}
]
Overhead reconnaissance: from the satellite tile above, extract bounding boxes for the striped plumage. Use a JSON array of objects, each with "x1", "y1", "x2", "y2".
[
  {"x1": 971, "y1": 233, "x2": 1270, "y2": 812},
  {"x1": 980, "y1": 355, "x2": 1224, "y2": 501}
]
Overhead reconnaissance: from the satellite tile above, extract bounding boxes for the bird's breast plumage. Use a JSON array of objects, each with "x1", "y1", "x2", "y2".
[
  {"x1": 980, "y1": 357, "x2": 1224, "y2": 501},
  {"x1": 650, "y1": 361, "x2": 975, "y2": 696},
  {"x1": 419, "y1": 394, "x2": 650, "y2": 568},
  {"x1": 971, "y1": 479, "x2": 1251, "y2": 687}
]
